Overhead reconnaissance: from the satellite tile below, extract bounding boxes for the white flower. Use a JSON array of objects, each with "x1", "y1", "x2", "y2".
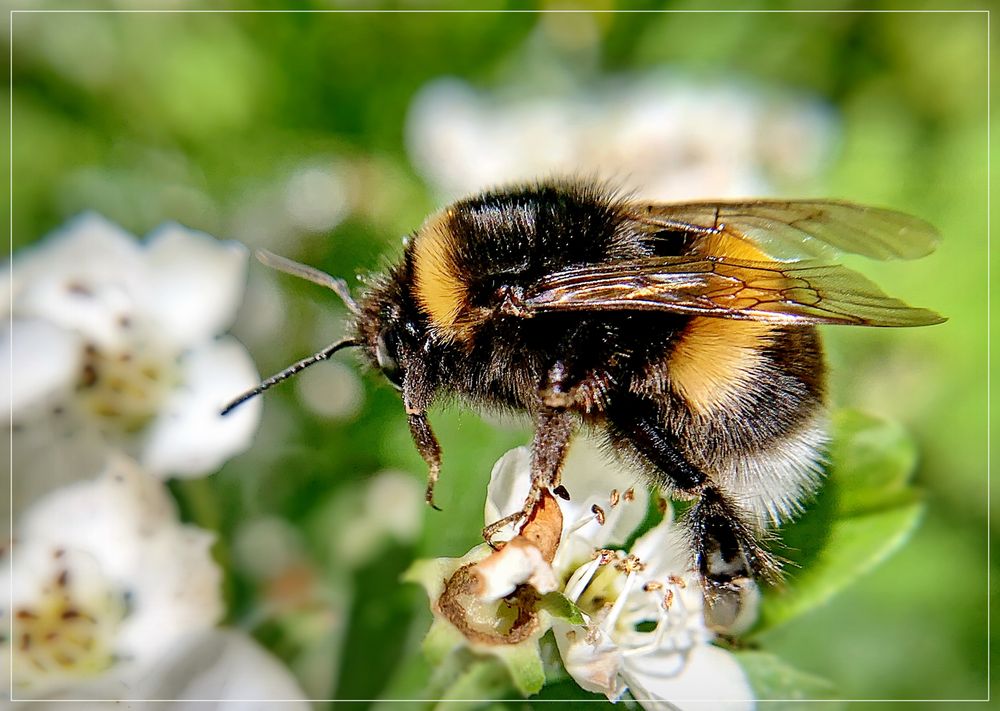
[
  {"x1": 3, "y1": 213, "x2": 261, "y2": 488},
  {"x1": 1, "y1": 456, "x2": 224, "y2": 699},
  {"x1": 483, "y1": 440, "x2": 755, "y2": 710},
  {"x1": 8, "y1": 629, "x2": 311, "y2": 710},
  {"x1": 406, "y1": 73, "x2": 833, "y2": 202}
]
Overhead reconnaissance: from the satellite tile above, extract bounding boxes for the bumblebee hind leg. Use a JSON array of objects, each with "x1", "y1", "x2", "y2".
[
  {"x1": 688, "y1": 485, "x2": 782, "y2": 585},
  {"x1": 606, "y1": 396, "x2": 779, "y2": 622}
]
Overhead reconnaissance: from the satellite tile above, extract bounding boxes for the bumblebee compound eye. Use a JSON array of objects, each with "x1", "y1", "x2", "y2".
[{"x1": 376, "y1": 329, "x2": 404, "y2": 390}]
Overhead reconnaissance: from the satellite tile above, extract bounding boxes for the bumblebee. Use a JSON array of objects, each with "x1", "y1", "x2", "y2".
[{"x1": 223, "y1": 179, "x2": 943, "y2": 603}]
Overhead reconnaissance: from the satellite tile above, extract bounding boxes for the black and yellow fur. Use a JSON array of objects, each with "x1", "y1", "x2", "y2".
[
  {"x1": 355, "y1": 181, "x2": 826, "y2": 591},
  {"x1": 227, "y1": 178, "x2": 942, "y2": 613}
]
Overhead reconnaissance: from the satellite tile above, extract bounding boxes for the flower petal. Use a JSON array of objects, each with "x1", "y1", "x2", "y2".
[
  {"x1": 5, "y1": 457, "x2": 224, "y2": 695},
  {"x1": 624, "y1": 644, "x2": 754, "y2": 711},
  {"x1": 8, "y1": 214, "x2": 145, "y2": 349},
  {"x1": 556, "y1": 437, "x2": 648, "y2": 550},
  {"x1": 473, "y1": 537, "x2": 558, "y2": 602},
  {"x1": 629, "y1": 510, "x2": 692, "y2": 582},
  {"x1": 134, "y1": 629, "x2": 310, "y2": 707},
  {"x1": 141, "y1": 336, "x2": 261, "y2": 477},
  {"x1": 17, "y1": 458, "x2": 224, "y2": 657},
  {"x1": 484, "y1": 446, "x2": 532, "y2": 540},
  {"x1": 143, "y1": 224, "x2": 248, "y2": 347},
  {"x1": 113, "y1": 526, "x2": 223, "y2": 661},
  {"x1": 1, "y1": 319, "x2": 81, "y2": 418},
  {"x1": 552, "y1": 619, "x2": 626, "y2": 700}
]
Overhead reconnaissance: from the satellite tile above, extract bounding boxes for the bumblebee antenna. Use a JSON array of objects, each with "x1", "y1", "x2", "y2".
[
  {"x1": 220, "y1": 337, "x2": 359, "y2": 416},
  {"x1": 256, "y1": 249, "x2": 360, "y2": 315}
]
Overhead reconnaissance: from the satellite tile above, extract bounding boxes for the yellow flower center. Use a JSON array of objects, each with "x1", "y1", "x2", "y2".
[
  {"x1": 10, "y1": 564, "x2": 127, "y2": 690},
  {"x1": 76, "y1": 340, "x2": 178, "y2": 434}
]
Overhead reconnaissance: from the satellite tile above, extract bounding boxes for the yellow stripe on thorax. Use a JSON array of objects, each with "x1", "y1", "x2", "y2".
[{"x1": 411, "y1": 211, "x2": 469, "y2": 338}]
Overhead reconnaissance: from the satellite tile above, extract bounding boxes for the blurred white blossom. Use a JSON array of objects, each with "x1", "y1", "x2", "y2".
[
  {"x1": 2, "y1": 457, "x2": 311, "y2": 707},
  {"x1": 127, "y1": 628, "x2": 311, "y2": 708},
  {"x1": 407, "y1": 73, "x2": 834, "y2": 201},
  {"x1": 1, "y1": 456, "x2": 222, "y2": 698},
  {"x1": 283, "y1": 162, "x2": 351, "y2": 233},
  {"x1": 410, "y1": 441, "x2": 754, "y2": 709},
  {"x1": 3, "y1": 213, "x2": 261, "y2": 494},
  {"x1": 295, "y1": 359, "x2": 364, "y2": 421}
]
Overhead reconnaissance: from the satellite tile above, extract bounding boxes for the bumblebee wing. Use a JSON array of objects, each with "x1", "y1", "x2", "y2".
[
  {"x1": 524, "y1": 256, "x2": 945, "y2": 327},
  {"x1": 631, "y1": 200, "x2": 940, "y2": 261}
]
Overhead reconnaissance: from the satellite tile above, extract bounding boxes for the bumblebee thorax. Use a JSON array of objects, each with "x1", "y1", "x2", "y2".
[{"x1": 410, "y1": 208, "x2": 477, "y2": 342}]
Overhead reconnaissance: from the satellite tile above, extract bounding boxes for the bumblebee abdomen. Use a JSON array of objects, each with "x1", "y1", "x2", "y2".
[{"x1": 675, "y1": 324, "x2": 827, "y2": 524}]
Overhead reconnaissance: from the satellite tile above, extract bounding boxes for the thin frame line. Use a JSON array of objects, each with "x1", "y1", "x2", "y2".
[
  {"x1": 6, "y1": 6, "x2": 991, "y2": 706},
  {"x1": 5, "y1": 8, "x2": 995, "y2": 13},
  {"x1": 985, "y1": 7, "x2": 992, "y2": 705},
  {"x1": 8, "y1": 7, "x2": 14, "y2": 702}
]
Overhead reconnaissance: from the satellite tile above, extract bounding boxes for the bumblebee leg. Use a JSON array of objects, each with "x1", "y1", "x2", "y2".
[
  {"x1": 482, "y1": 406, "x2": 575, "y2": 545},
  {"x1": 688, "y1": 485, "x2": 781, "y2": 585},
  {"x1": 533, "y1": 407, "x2": 575, "y2": 491},
  {"x1": 687, "y1": 485, "x2": 780, "y2": 633},
  {"x1": 483, "y1": 355, "x2": 591, "y2": 545},
  {"x1": 481, "y1": 344, "x2": 610, "y2": 544},
  {"x1": 606, "y1": 397, "x2": 779, "y2": 585},
  {"x1": 407, "y1": 411, "x2": 442, "y2": 511}
]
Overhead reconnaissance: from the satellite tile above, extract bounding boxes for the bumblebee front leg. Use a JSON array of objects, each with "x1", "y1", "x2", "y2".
[
  {"x1": 482, "y1": 362, "x2": 586, "y2": 545},
  {"x1": 408, "y1": 411, "x2": 442, "y2": 511},
  {"x1": 482, "y1": 406, "x2": 575, "y2": 544}
]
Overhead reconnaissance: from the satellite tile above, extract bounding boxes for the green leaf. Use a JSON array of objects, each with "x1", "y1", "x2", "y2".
[
  {"x1": 418, "y1": 603, "x2": 545, "y2": 696},
  {"x1": 538, "y1": 592, "x2": 586, "y2": 625},
  {"x1": 827, "y1": 409, "x2": 919, "y2": 514},
  {"x1": 754, "y1": 410, "x2": 925, "y2": 635},
  {"x1": 761, "y1": 501, "x2": 923, "y2": 632},
  {"x1": 432, "y1": 658, "x2": 515, "y2": 711},
  {"x1": 423, "y1": 617, "x2": 466, "y2": 665},
  {"x1": 492, "y1": 641, "x2": 546, "y2": 696},
  {"x1": 737, "y1": 651, "x2": 843, "y2": 709}
]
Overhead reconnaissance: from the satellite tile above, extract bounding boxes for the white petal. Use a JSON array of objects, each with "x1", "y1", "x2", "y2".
[
  {"x1": 143, "y1": 224, "x2": 248, "y2": 347},
  {"x1": 22, "y1": 457, "x2": 224, "y2": 648},
  {"x1": 113, "y1": 526, "x2": 224, "y2": 661},
  {"x1": 552, "y1": 620, "x2": 626, "y2": 700},
  {"x1": 141, "y1": 337, "x2": 261, "y2": 477},
  {"x1": 474, "y1": 538, "x2": 558, "y2": 602},
  {"x1": 8, "y1": 214, "x2": 146, "y2": 349},
  {"x1": 558, "y1": 437, "x2": 648, "y2": 545},
  {"x1": 8, "y1": 213, "x2": 142, "y2": 299},
  {"x1": 19, "y1": 455, "x2": 175, "y2": 546},
  {"x1": 629, "y1": 513, "x2": 693, "y2": 583},
  {"x1": 6, "y1": 458, "x2": 224, "y2": 692},
  {"x1": 624, "y1": 644, "x2": 754, "y2": 711},
  {"x1": 131, "y1": 629, "x2": 309, "y2": 707},
  {"x1": 2, "y1": 319, "x2": 81, "y2": 418},
  {"x1": 484, "y1": 446, "x2": 532, "y2": 539}
]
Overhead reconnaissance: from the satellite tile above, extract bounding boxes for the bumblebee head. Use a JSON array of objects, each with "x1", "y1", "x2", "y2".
[
  {"x1": 354, "y1": 267, "x2": 425, "y2": 393},
  {"x1": 220, "y1": 249, "x2": 441, "y2": 418}
]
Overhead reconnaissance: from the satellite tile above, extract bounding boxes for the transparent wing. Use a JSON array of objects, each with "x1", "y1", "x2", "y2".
[
  {"x1": 630, "y1": 200, "x2": 940, "y2": 262},
  {"x1": 524, "y1": 256, "x2": 945, "y2": 327}
]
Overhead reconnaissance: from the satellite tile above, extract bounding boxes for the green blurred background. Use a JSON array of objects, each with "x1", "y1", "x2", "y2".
[{"x1": 7, "y1": 2, "x2": 992, "y2": 707}]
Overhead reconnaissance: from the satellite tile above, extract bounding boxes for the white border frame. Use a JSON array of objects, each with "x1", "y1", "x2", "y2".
[{"x1": 6, "y1": 6, "x2": 991, "y2": 706}]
